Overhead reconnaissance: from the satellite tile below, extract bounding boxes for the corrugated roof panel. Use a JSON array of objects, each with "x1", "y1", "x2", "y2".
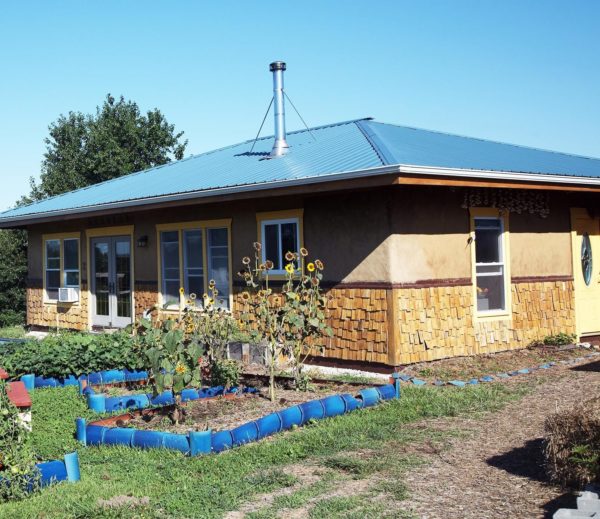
[
  {"x1": 1, "y1": 119, "x2": 382, "y2": 219},
  {"x1": 360, "y1": 120, "x2": 600, "y2": 177},
  {"x1": 2, "y1": 117, "x2": 600, "y2": 223}
]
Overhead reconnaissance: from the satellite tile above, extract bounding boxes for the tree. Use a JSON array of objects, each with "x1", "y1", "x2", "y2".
[
  {"x1": 30, "y1": 94, "x2": 187, "y2": 199},
  {"x1": 0, "y1": 94, "x2": 188, "y2": 328}
]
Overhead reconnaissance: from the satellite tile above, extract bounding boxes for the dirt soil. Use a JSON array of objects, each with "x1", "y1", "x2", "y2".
[
  {"x1": 224, "y1": 357, "x2": 600, "y2": 519},
  {"x1": 401, "y1": 358, "x2": 600, "y2": 518},
  {"x1": 123, "y1": 381, "x2": 372, "y2": 434},
  {"x1": 402, "y1": 344, "x2": 595, "y2": 382}
]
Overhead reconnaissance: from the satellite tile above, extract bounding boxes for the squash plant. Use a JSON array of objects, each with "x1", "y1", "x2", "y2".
[
  {"x1": 0, "y1": 381, "x2": 39, "y2": 501},
  {"x1": 134, "y1": 318, "x2": 203, "y2": 424}
]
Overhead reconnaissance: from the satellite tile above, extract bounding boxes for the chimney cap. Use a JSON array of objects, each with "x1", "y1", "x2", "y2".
[{"x1": 269, "y1": 61, "x2": 286, "y2": 72}]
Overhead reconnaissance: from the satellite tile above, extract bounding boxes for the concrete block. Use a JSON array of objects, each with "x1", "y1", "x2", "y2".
[
  {"x1": 577, "y1": 497, "x2": 600, "y2": 513},
  {"x1": 553, "y1": 509, "x2": 596, "y2": 518}
]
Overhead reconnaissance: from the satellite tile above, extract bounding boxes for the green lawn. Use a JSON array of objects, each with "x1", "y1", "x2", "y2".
[
  {"x1": 0, "y1": 325, "x2": 27, "y2": 339},
  {"x1": 0, "y1": 383, "x2": 528, "y2": 519}
]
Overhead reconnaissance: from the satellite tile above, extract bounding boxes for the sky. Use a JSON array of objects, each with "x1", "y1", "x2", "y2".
[{"x1": 0, "y1": 1, "x2": 598, "y2": 211}]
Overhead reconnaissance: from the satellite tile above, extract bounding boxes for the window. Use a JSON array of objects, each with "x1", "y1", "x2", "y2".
[
  {"x1": 44, "y1": 236, "x2": 80, "y2": 301},
  {"x1": 260, "y1": 217, "x2": 301, "y2": 273},
  {"x1": 474, "y1": 217, "x2": 507, "y2": 313},
  {"x1": 160, "y1": 231, "x2": 181, "y2": 305},
  {"x1": 158, "y1": 221, "x2": 231, "y2": 309}
]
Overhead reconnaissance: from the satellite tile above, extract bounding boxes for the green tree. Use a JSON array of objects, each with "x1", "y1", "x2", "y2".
[
  {"x1": 0, "y1": 229, "x2": 27, "y2": 327},
  {"x1": 30, "y1": 94, "x2": 187, "y2": 199},
  {"x1": 0, "y1": 94, "x2": 187, "y2": 328}
]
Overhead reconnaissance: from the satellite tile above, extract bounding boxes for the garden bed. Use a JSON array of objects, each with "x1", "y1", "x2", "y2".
[
  {"x1": 109, "y1": 381, "x2": 374, "y2": 435},
  {"x1": 401, "y1": 344, "x2": 596, "y2": 382}
]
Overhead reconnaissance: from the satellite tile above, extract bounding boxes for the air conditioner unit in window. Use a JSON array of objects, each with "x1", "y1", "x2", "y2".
[{"x1": 58, "y1": 287, "x2": 79, "y2": 303}]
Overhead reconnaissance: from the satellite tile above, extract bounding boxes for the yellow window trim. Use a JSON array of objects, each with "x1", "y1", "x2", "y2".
[
  {"x1": 42, "y1": 232, "x2": 82, "y2": 306},
  {"x1": 256, "y1": 209, "x2": 304, "y2": 280},
  {"x1": 469, "y1": 208, "x2": 512, "y2": 322},
  {"x1": 86, "y1": 225, "x2": 134, "y2": 238},
  {"x1": 156, "y1": 219, "x2": 233, "y2": 309}
]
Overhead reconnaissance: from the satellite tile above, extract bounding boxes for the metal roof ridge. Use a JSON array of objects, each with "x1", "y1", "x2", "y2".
[
  {"x1": 367, "y1": 120, "x2": 600, "y2": 162},
  {"x1": 354, "y1": 119, "x2": 393, "y2": 165}
]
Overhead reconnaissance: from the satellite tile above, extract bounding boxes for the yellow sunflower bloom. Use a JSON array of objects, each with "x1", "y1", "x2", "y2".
[
  {"x1": 175, "y1": 363, "x2": 186, "y2": 374},
  {"x1": 285, "y1": 263, "x2": 295, "y2": 274},
  {"x1": 306, "y1": 262, "x2": 315, "y2": 272},
  {"x1": 179, "y1": 287, "x2": 185, "y2": 295}
]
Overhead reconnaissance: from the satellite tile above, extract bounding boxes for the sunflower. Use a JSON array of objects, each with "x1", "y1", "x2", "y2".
[
  {"x1": 208, "y1": 279, "x2": 216, "y2": 288},
  {"x1": 190, "y1": 293, "x2": 197, "y2": 301},
  {"x1": 311, "y1": 277, "x2": 320, "y2": 286},
  {"x1": 285, "y1": 263, "x2": 295, "y2": 274},
  {"x1": 285, "y1": 251, "x2": 295, "y2": 262},
  {"x1": 265, "y1": 260, "x2": 274, "y2": 270},
  {"x1": 242, "y1": 256, "x2": 251, "y2": 265},
  {"x1": 300, "y1": 247, "x2": 309, "y2": 257},
  {"x1": 175, "y1": 363, "x2": 187, "y2": 375},
  {"x1": 253, "y1": 242, "x2": 262, "y2": 251},
  {"x1": 306, "y1": 262, "x2": 315, "y2": 272},
  {"x1": 315, "y1": 259, "x2": 324, "y2": 270},
  {"x1": 202, "y1": 293, "x2": 209, "y2": 299},
  {"x1": 240, "y1": 291, "x2": 250, "y2": 301},
  {"x1": 179, "y1": 287, "x2": 185, "y2": 295},
  {"x1": 258, "y1": 263, "x2": 266, "y2": 271}
]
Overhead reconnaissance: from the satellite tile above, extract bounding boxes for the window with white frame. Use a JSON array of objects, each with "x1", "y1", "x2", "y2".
[
  {"x1": 474, "y1": 217, "x2": 506, "y2": 313},
  {"x1": 44, "y1": 237, "x2": 80, "y2": 301},
  {"x1": 261, "y1": 218, "x2": 300, "y2": 273},
  {"x1": 159, "y1": 226, "x2": 230, "y2": 309}
]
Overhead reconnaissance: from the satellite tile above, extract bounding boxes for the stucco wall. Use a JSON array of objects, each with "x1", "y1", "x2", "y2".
[{"x1": 23, "y1": 184, "x2": 581, "y2": 366}]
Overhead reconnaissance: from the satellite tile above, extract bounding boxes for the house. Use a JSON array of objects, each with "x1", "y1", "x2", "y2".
[{"x1": 2, "y1": 62, "x2": 600, "y2": 368}]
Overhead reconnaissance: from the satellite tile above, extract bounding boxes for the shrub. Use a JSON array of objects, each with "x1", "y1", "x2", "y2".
[
  {"x1": 543, "y1": 333, "x2": 577, "y2": 346},
  {"x1": 544, "y1": 396, "x2": 600, "y2": 488},
  {"x1": 3, "y1": 330, "x2": 140, "y2": 378},
  {"x1": 210, "y1": 359, "x2": 241, "y2": 389},
  {"x1": 134, "y1": 318, "x2": 203, "y2": 424},
  {"x1": 0, "y1": 381, "x2": 38, "y2": 501}
]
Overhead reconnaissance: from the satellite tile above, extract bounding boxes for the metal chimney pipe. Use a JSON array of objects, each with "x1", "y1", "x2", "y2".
[{"x1": 270, "y1": 61, "x2": 289, "y2": 157}]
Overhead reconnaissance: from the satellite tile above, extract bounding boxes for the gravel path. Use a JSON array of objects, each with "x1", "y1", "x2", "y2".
[{"x1": 402, "y1": 359, "x2": 600, "y2": 519}]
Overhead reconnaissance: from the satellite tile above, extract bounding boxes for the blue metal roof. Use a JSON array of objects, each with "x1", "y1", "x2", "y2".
[{"x1": 2, "y1": 118, "x2": 600, "y2": 222}]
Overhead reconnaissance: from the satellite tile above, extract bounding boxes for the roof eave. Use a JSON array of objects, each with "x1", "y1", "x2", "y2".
[{"x1": 2, "y1": 163, "x2": 600, "y2": 228}]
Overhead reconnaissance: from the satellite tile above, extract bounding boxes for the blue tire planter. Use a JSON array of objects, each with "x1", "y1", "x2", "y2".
[
  {"x1": 211, "y1": 430, "x2": 233, "y2": 452},
  {"x1": 256, "y1": 412, "x2": 282, "y2": 439},
  {"x1": 376, "y1": 384, "x2": 396, "y2": 401},
  {"x1": 321, "y1": 395, "x2": 346, "y2": 418},
  {"x1": 132, "y1": 430, "x2": 164, "y2": 449},
  {"x1": 278, "y1": 405, "x2": 303, "y2": 429},
  {"x1": 231, "y1": 422, "x2": 259, "y2": 446},
  {"x1": 299, "y1": 400, "x2": 325, "y2": 424},
  {"x1": 103, "y1": 427, "x2": 135, "y2": 446},
  {"x1": 358, "y1": 387, "x2": 380, "y2": 407}
]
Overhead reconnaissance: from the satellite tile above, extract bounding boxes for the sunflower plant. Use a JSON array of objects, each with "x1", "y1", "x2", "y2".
[
  {"x1": 238, "y1": 243, "x2": 332, "y2": 400},
  {"x1": 134, "y1": 317, "x2": 203, "y2": 425},
  {"x1": 180, "y1": 283, "x2": 241, "y2": 389}
]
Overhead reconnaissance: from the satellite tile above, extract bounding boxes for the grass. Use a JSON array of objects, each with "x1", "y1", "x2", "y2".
[
  {"x1": 0, "y1": 381, "x2": 529, "y2": 518},
  {"x1": 0, "y1": 325, "x2": 27, "y2": 339}
]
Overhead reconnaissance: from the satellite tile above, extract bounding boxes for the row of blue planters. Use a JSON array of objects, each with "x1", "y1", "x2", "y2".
[
  {"x1": 20, "y1": 369, "x2": 149, "y2": 390},
  {"x1": 0, "y1": 453, "x2": 81, "y2": 492},
  {"x1": 77, "y1": 383, "x2": 400, "y2": 456},
  {"x1": 85, "y1": 385, "x2": 258, "y2": 414}
]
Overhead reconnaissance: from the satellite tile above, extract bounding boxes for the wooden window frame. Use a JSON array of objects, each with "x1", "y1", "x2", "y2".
[{"x1": 469, "y1": 208, "x2": 512, "y2": 321}]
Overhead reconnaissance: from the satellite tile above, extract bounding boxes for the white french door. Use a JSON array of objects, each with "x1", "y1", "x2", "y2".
[{"x1": 91, "y1": 236, "x2": 132, "y2": 328}]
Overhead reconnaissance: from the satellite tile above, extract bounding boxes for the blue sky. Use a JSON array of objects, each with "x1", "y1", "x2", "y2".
[{"x1": 0, "y1": 1, "x2": 598, "y2": 211}]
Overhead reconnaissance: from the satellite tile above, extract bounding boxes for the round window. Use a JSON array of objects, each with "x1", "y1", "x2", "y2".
[{"x1": 581, "y1": 232, "x2": 593, "y2": 286}]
